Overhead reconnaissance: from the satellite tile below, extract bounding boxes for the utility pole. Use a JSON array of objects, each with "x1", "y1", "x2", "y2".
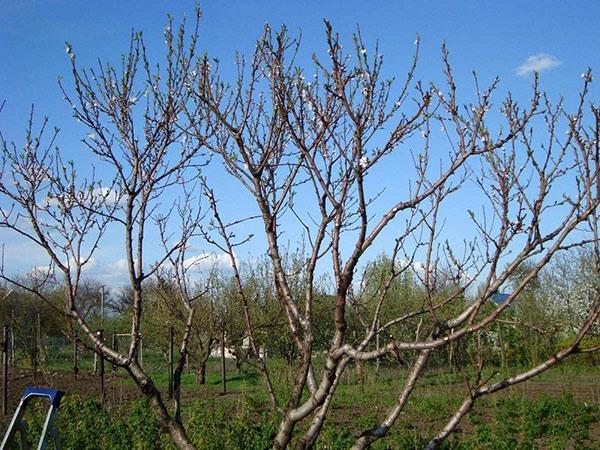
[
  {"x1": 100, "y1": 285, "x2": 105, "y2": 328},
  {"x1": 73, "y1": 329, "x2": 78, "y2": 378}
]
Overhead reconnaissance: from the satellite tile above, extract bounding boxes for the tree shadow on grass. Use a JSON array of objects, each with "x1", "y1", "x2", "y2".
[{"x1": 209, "y1": 371, "x2": 258, "y2": 386}]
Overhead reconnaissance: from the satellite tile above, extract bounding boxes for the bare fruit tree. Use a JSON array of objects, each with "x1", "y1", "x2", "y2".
[
  {"x1": 0, "y1": 12, "x2": 598, "y2": 449},
  {"x1": 193, "y1": 23, "x2": 599, "y2": 449},
  {"x1": 0, "y1": 13, "x2": 210, "y2": 450}
]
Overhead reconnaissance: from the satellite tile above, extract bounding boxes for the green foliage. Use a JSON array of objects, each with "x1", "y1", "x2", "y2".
[
  {"x1": 57, "y1": 396, "x2": 128, "y2": 449},
  {"x1": 4, "y1": 396, "x2": 162, "y2": 450},
  {"x1": 185, "y1": 395, "x2": 277, "y2": 450},
  {"x1": 125, "y1": 398, "x2": 163, "y2": 449},
  {"x1": 315, "y1": 426, "x2": 355, "y2": 449},
  {"x1": 457, "y1": 393, "x2": 598, "y2": 449},
  {"x1": 3, "y1": 389, "x2": 597, "y2": 450}
]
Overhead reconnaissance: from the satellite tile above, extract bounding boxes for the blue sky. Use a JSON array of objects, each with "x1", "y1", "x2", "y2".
[{"x1": 1, "y1": 1, "x2": 599, "y2": 286}]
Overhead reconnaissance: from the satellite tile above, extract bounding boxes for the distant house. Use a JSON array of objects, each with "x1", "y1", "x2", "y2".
[
  {"x1": 210, "y1": 336, "x2": 265, "y2": 359},
  {"x1": 490, "y1": 292, "x2": 511, "y2": 304},
  {"x1": 210, "y1": 344, "x2": 237, "y2": 359}
]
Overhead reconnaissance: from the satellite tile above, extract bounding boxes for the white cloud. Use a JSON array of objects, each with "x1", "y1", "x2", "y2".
[
  {"x1": 15, "y1": 252, "x2": 235, "y2": 289},
  {"x1": 516, "y1": 53, "x2": 561, "y2": 76},
  {"x1": 76, "y1": 257, "x2": 97, "y2": 272},
  {"x1": 41, "y1": 186, "x2": 123, "y2": 209},
  {"x1": 113, "y1": 258, "x2": 129, "y2": 271},
  {"x1": 86, "y1": 258, "x2": 131, "y2": 286},
  {"x1": 91, "y1": 187, "x2": 123, "y2": 206},
  {"x1": 183, "y1": 252, "x2": 232, "y2": 272},
  {"x1": 105, "y1": 258, "x2": 129, "y2": 276}
]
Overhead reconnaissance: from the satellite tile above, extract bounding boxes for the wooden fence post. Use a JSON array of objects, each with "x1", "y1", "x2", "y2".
[
  {"x1": 32, "y1": 320, "x2": 37, "y2": 383},
  {"x1": 10, "y1": 328, "x2": 14, "y2": 367},
  {"x1": 97, "y1": 330, "x2": 105, "y2": 405},
  {"x1": 221, "y1": 327, "x2": 227, "y2": 395},
  {"x1": 73, "y1": 330, "x2": 79, "y2": 378},
  {"x1": 168, "y1": 327, "x2": 174, "y2": 400},
  {"x1": 112, "y1": 331, "x2": 117, "y2": 374},
  {"x1": 2, "y1": 325, "x2": 8, "y2": 415}
]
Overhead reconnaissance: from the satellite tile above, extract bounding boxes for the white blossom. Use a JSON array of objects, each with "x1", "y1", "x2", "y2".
[{"x1": 65, "y1": 44, "x2": 74, "y2": 59}]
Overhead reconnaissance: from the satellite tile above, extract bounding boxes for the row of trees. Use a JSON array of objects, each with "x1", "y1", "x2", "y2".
[
  {"x1": 0, "y1": 10, "x2": 598, "y2": 449},
  {"x1": 1, "y1": 245, "x2": 596, "y2": 378}
]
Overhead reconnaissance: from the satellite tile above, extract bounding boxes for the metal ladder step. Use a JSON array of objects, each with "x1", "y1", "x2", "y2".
[{"x1": 1, "y1": 387, "x2": 63, "y2": 450}]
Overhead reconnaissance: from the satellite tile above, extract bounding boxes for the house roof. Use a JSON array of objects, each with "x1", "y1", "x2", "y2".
[{"x1": 490, "y1": 292, "x2": 511, "y2": 304}]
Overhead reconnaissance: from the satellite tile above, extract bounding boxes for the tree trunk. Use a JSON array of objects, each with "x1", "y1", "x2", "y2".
[
  {"x1": 220, "y1": 328, "x2": 227, "y2": 394},
  {"x1": 273, "y1": 416, "x2": 296, "y2": 450},
  {"x1": 235, "y1": 353, "x2": 242, "y2": 375},
  {"x1": 196, "y1": 362, "x2": 206, "y2": 385},
  {"x1": 127, "y1": 362, "x2": 196, "y2": 450}
]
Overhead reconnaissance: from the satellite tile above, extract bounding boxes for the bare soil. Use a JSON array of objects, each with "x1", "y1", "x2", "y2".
[{"x1": 1, "y1": 367, "x2": 140, "y2": 416}]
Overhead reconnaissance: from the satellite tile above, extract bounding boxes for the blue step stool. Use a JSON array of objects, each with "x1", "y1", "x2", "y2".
[{"x1": 1, "y1": 387, "x2": 63, "y2": 450}]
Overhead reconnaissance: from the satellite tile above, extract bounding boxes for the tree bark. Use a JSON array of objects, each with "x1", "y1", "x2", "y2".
[{"x1": 196, "y1": 363, "x2": 206, "y2": 385}]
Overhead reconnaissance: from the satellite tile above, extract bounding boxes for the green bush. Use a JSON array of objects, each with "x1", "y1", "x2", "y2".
[
  {"x1": 185, "y1": 395, "x2": 277, "y2": 449},
  {"x1": 456, "y1": 393, "x2": 599, "y2": 450},
  {"x1": 3, "y1": 391, "x2": 597, "y2": 449}
]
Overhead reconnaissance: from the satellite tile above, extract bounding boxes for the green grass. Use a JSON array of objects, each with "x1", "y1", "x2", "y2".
[
  {"x1": 7, "y1": 391, "x2": 596, "y2": 449},
  {"x1": 8, "y1": 351, "x2": 600, "y2": 449}
]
